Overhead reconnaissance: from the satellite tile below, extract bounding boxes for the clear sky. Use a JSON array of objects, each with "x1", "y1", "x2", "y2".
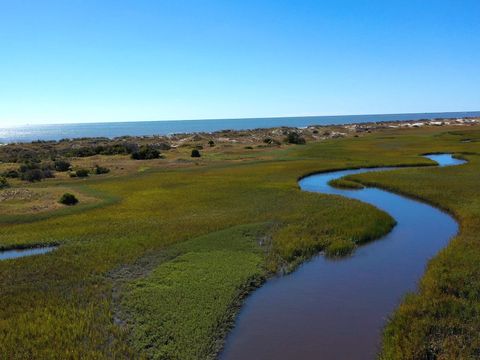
[{"x1": 1, "y1": 0, "x2": 479, "y2": 126}]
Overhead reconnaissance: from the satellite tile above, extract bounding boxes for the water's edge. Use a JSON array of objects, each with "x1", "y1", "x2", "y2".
[
  {"x1": 220, "y1": 154, "x2": 465, "y2": 360},
  {"x1": 0, "y1": 245, "x2": 58, "y2": 261},
  {"x1": 2, "y1": 111, "x2": 480, "y2": 143}
]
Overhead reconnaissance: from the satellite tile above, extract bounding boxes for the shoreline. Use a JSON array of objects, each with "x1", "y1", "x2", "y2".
[
  {"x1": 1, "y1": 115, "x2": 479, "y2": 145},
  {"x1": 1, "y1": 116, "x2": 479, "y2": 147}
]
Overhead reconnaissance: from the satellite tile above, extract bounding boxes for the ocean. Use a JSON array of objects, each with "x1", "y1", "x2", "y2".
[{"x1": 1, "y1": 111, "x2": 479, "y2": 143}]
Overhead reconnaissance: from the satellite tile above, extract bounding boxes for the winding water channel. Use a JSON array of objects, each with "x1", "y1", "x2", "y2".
[
  {"x1": 0, "y1": 246, "x2": 57, "y2": 261},
  {"x1": 221, "y1": 154, "x2": 465, "y2": 360}
]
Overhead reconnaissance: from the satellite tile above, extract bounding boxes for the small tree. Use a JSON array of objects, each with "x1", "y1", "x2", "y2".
[
  {"x1": 191, "y1": 149, "x2": 201, "y2": 158},
  {"x1": 59, "y1": 193, "x2": 79, "y2": 206}
]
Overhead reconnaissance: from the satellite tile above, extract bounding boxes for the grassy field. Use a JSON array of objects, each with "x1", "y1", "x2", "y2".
[{"x1": 1, "y1": 125, "x2": 480, "y2": 359}]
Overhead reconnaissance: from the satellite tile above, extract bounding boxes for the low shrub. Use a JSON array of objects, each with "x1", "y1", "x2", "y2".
[
  {"x1": 131, "y1": 145, "x2": 161, "y2": 160},
  {"x1": 3, "y1": 170, "x2": 19, "y2": 178},
  {"x1": 75, "y1": 169, "x2": 90, "y2": 178},
  {"x1": 208, "y1": 140, "x2": 215, "y2": 147},
  {"x1": 286, "y1": 132, "x2": 306, "y2": 145},
  {"x1": 61, "y1": 142, "x2": 140, "y2": 158},
  {"x1": 40, "y1": 162, "x2": 55, "y2": 171},
  {"x1": 0, "y1": 176, "x2": 9, "y2": 189},
  {"x1": 191, "y1": 149, "x2": 201, "y2": 158},
  {"x1": 21, "y1": 169, "x2": 44, "y2": 182},
  {"x1": 55, "y1": 160, "x2": 71, "y2": 172},
  {"x1": 93, "y1": 165, "x2": 110, "y2": 175},
  {"x1": 156, "y1": 142, "x2": 172, "y2": 151},
  {"x1": 59, "y1": 193, "x2": 79, "y2": 206},
  {"x1": 42, "y1": 169, "x2": 55, "y2": 179},
  {"x1": 18, "y1": 162, "x2": 55, "y2": 182}
]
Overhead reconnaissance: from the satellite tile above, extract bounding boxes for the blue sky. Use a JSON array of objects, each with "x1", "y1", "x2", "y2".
[{"x1": 1, "y1": 0, "x2": 479, "y2": 126}]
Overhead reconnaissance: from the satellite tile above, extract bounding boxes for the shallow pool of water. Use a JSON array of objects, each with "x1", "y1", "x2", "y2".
[
  {"x1": 0, "y1": 246, "x2": 57, "y2": 261},
  {"x1": 220, "y1": 154, "x2": 464, "y2": 360}
]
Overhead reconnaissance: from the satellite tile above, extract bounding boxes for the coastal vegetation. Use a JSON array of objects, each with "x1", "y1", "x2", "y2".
[
  {"x1": 0, "y1": 176, "x2": 8, "y2": 189},
  {"x1": 59, "y1": 193, "x2": 79, "y2": 206},
  {"x1": 286, "y1": 131, "x2": 306, "y2": 144},
  {"x1": 131, "y1": 145, "x2": 162, "y2": 160},
  {"x1": 93, "y1": 165, "x2": 110, "y2": 175},
  {"x1": 54, "y1": 159, "x2": 71, "y2": 172},
  {"x1": 0, "y1": 124, "x2": 480, "y2": 358},
  {"x1": 328, "y1": 177, "x2": 365, "y2": 189},
  {"x1": 191, "y1": 149, "x2": 201, "y2": 157},
  {"x1": 74, "y1": 169, "x2": 90, "y2": 178}
]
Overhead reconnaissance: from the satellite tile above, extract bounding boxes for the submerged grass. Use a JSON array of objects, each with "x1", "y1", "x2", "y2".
[{"x1": 1, "y1": 125, "x2": 480, "y2": 358}]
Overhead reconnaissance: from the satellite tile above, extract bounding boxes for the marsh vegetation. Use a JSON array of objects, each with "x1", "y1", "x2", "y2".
[{"x1": 0, "y1": 125, "x2": 479, "y2": 359}]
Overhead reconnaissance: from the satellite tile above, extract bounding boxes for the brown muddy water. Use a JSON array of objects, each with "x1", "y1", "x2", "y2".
[{"x1": 220, "y1": 154, "x2": 465, "y2": 360}]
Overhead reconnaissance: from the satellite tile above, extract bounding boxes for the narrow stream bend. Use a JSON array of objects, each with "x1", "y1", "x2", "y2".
[{"x1": 221, "y1": 154, "x2": 465, "y2": 360}]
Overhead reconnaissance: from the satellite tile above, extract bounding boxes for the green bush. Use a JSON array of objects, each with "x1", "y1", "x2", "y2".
[
  {"x1": 191, "y1": 149, "x2": 201, "y2": 158},
  {"x1": 17, "y1": 162, "x2": 55, "y2": 182},
  {"x1": 208, "y1": 140, "x2": 215, "y2": 147},
  {"x1": 286, "y1": 132, "x2": 306, "y2": 145},
  {"x1": 0, "y1": 176, "x2": 9, "y2": 189},
  {"x1": 131, "y1": 145, "x2": 161, "y2": 160},
  {"x1": 59, "y1": 193, "x2": 79, "y2": 206},
  {"x1": 94, "y1": 165, "x2": 110, "y2": 175},
  {"x1": 75, "y1": 169, "x2": 90, "y2": 178},
  {"x1": 3, "y1": 170, "x2": 19, "y2": 178},
  {"x1": 55, "y1": 160, "x2": 71, "y2": 172},
  {"x1": 21, "y1": 169, "x2": 44, "y2": 182}
]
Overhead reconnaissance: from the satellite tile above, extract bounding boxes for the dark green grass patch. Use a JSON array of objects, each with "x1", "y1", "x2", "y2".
[{"x1": 121, "y1": 224, "x2": 267, "y2": 360}]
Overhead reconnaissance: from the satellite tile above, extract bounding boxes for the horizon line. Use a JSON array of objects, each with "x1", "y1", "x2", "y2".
[{"x1": 3, "y1": 110, "x2": 480, "y2": 129}]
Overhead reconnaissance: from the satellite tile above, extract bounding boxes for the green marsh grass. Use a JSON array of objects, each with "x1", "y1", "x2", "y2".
[{"x1": 1, "y1": 126, "x2": 480, "y2": 358}]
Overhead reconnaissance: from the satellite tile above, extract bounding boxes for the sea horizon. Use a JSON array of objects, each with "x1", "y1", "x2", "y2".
[{"x1": 2, "y1": 110, "x2": 480, "y2": 143}]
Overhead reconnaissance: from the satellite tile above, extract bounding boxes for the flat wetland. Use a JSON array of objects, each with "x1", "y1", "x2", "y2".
[{"x1": 1, "y1": 121, "x2": 480, "y2": 359}]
